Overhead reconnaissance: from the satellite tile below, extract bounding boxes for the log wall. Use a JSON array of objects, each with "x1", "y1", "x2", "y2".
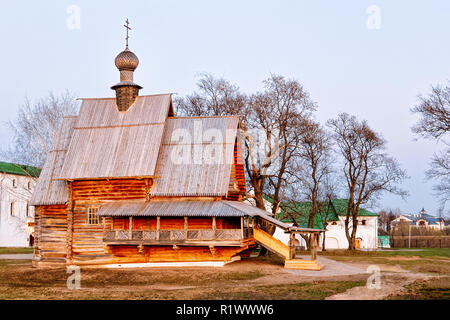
[
  {"x1": 34, "y1": 177, "x2": 250, "y2": 266},
  {"x1": 108, "y1": 245, "x2": 248, "y2": 263},
  {"x1": 72, "y1": 179, "x2": 150, "y2": 201},
  {"x1": 69, "y1": 179, "x2": 150, "y2": 263},
  {"x1": 33, "y1": 205, "x2": 68, "y2": 264}
]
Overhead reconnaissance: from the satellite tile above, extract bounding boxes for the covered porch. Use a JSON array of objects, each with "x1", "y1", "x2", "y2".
[{"x1": 97, "y1": 200, "x2": 255, "y2": 248}]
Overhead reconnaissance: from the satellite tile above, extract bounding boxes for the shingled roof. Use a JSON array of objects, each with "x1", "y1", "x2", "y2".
[
  {"x1": 31, "y1": 94, "x2": 242, "y2": 205},
  {"x1": 30, "y1": 116, "x2": 77, "y2": 205},
  {"x1": 57, "y1": 94, "x2": 173, "y2": 180},
  {"x1": 151, "y1": 116, "x2": 240, "y2": 197}
]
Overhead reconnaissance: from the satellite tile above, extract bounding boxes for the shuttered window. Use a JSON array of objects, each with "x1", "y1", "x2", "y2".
[{"x1": 86, "y1": 207, "x2": 99, "y2": 225}]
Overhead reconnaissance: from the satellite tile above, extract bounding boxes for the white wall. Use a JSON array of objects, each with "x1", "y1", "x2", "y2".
[
  {"x1": 0, "y1": 173, "x2": 35, "y2": 247},
  {"x1": 272, "y1": 216, "x2": 379, "y2": 250}
]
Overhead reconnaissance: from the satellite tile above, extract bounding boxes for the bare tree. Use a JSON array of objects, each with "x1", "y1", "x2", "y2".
[
  {"x1": 275, "y1": 120, "x2": 336, "y2": 250},
  {"x1": 175, "y1": 73, "x2": 247, "y2": 117},
  {"x1": 290, "y1": 119, "x2": 334, "y2": 228},
  {"x1": 283, "y1": 119, "x2": 335, "y2": 249},
  {"x1": 378, "y1": 208, "x2": 398, "y2": 235},
  {"x1": 244, "y1": 75, "x2": 316, "y2": 214},
  {"x1": 317, "y1": 176, "x2": 339, "y2": 251},
  {"x1": 411, "y1": 83, "x2": 450, "y2": 214},
  {"x1": 412, "y1": 83, "x2": 450, "y2": 140},
  {"x1": 327, "y1": 113, "x2": 408, "y2": 250},
  {"x1": 175, "y1": 73, "x2": 317, "y2": 217},
  {"x1": 2, "y1": 91, "x2": 79, "y2": 167}
]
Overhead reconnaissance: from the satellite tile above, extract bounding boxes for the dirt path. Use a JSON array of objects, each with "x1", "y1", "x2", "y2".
[{"x1": 326, "y1": 265, "x2": 435, "y2": 300}]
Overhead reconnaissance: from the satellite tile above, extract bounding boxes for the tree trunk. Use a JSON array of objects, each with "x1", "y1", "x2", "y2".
[{"x1": 322, "y1": 231, "x2": 326, "y2": 251}]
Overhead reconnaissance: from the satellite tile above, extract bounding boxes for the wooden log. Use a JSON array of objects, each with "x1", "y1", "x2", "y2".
[
  {"x1": 289, "y1": 231, "x2": 296, "y2": 260},
  {"x1": 311, "y1": 233, "x2": 317, "y2": 261},
  {"x1": 156, "y1": 216, "x2": 160, "y2": 240},
  {"x1": 66, "y1": 182, "x2": 73, "y2": 262}
]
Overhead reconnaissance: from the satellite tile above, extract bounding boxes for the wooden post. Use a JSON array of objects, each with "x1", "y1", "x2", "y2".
[
  {"x1": 66, "y1": 182, "x2": 74, "y2": 263},
  {"x1": 184, "y1": 216, "x2": 188, "y2": 240},
  {"x1": 241, "y1": 217, "x2": 244, "y2": 239},
  {"x1": 289, "y1": 231, "x2": 296, "y2": 260},
  {"x1": 311, "y1": 233, "x2": 317, "y2": 261},
  {"x1": 212, "y1": 216, "x2": 216, "y2": 239},
  {"x1": 129, "y1": 216, "x2": 133, "y2": 240},
  {"x1": 156, "y1": 216, "x2": 160, "y2": 240}
]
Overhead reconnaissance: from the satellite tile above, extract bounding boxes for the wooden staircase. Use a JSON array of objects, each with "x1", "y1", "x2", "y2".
[{"x1": 253, "y1": 227, "x2": 323, "y2": 271}]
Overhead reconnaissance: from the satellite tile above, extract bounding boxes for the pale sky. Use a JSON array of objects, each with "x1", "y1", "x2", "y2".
[{"x1": 0, "y1": 1, "x2": 448, "y2": 216}]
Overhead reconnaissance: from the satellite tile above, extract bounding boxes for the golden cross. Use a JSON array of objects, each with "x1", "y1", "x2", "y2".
[{"x1": 124, "y1": 18, "x2": 131, "y2": 48}]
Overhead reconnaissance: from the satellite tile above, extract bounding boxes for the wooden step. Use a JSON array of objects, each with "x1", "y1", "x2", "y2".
[
  {"x1": 253, "y1": 227, "x2": 290, "y2": 258},
  {"x1": 284, "y1": 259, "x2": 324, "y2": 271}
]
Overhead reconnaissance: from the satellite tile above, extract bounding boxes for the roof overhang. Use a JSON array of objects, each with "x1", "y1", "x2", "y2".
[{"x1": 96, "y1": 200, "x2": 259, "y2": 217}]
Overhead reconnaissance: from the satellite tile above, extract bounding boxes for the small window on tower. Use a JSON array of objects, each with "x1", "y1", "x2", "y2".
[
  {"x1": 12, "y1": 179, "x2": 17, "y2": 188},
  {"x1": 86, "y1": 207, "x2": 100, "y2": 225},
  {"x1": 28, "y1": 181, "x2": 32, "y2": 190}
]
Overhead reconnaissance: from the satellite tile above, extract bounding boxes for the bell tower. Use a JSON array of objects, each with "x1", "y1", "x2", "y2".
[{"x1": 111, "y1": 19, "x2": 142, "y2": 112}]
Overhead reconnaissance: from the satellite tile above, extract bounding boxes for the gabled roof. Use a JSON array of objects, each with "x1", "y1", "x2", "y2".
[
  {"x1": 57, "y1": 94, "x2": 173, "y2": 180},
  {"x1": 264, "y1": 196, "x2": 377, "y2": 229},
  {"x1": 31, "y1": 116, "x2": 77, "y2": 205},
  {"x1": 32, "y1": 93, "x2": 242, "y2": 204},
  {"x1": 276, "y1": 200, "x2": 339, "y2": 229},
  {"x1": 0, "y1": 161, "x2": 41, "y2": 178},
  {"x1": 329, "y1": 199, "x2": 378, "y2": 217},
  {"x1": 151, "y1": 116, "x2": 240, "y2": 197}
]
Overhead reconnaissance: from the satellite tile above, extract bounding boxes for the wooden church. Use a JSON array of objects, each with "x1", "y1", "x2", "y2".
[{"x1": 31, "y1": 22, "x2": 323, "y2": 270}]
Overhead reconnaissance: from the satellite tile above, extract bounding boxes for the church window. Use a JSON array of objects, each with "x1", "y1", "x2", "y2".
[{"x1": 86, "y1": 207, "x2": 99, "y2": 225}]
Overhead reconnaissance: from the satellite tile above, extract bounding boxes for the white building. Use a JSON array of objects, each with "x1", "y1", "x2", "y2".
[
  {"x1": 269, "y1": 199, "x2": 379, "y2": 250},
  {"x1": 0, "y1": 162, "x2": 39, "y2": 247},
  {"x1": 391, "y1": 208, "x2": 446, "y2": 230}
]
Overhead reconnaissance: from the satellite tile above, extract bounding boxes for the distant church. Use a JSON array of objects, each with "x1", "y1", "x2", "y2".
[{"x1": 391, "y1": 208, "x2": 447, "y2": 230}]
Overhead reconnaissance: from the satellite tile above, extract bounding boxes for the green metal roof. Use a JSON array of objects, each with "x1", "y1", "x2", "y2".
[
  {"x1": 329, "y1": 199, "x2": 378, "y2": 217},
  {"x1": 263, "y1": 195, "x2": 377, "y2": 229},
  {"x1": 0, "y1": 161, "x2": 41, "y2": 178}
]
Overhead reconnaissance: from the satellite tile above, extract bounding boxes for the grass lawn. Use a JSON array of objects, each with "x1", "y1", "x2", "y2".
[
  {"x1": 0, "y1": 247, "x2": 34, "y2": 254},
  {"x1": 0, "y1": 259, "x2": 365, "y2": 300},
  {"x1": 387, "y1": 277, "x2": 450, "y2": 300},
  {"x1": 315, "y1": 248, "x2": 450, "y2": 274},
  {"x1": 318, "y1": 248, "x2": 450, "y2": 259},
  {"x1": 199, "y1": 281, "x2": 365, "y2": 300},
  {"x1": 1, "y1": 248, "x2": 448, "y2": 300}
]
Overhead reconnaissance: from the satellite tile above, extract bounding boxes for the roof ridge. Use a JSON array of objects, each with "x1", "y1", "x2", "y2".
[{"x1": 78, "y1": 93, "x2": 174, "y2": 100}]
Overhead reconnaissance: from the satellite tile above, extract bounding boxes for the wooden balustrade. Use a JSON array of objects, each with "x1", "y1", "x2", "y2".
[{"x1": 104, "y1": 228, "x2": 253, "y2": 243}]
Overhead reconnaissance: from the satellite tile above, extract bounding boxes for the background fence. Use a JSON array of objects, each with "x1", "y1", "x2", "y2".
[{"x1": 390, "y1": 236, "x2": 450, "y2": 248}]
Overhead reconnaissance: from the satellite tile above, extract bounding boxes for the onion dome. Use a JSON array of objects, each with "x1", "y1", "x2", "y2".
[{"x1": 115, "y1": 48, "x2": 139, "y2": 71}]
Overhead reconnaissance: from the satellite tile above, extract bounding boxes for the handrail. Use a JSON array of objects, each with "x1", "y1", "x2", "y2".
[{"x1": 104, "y1": 228, "x2": 253, "y2": 242}]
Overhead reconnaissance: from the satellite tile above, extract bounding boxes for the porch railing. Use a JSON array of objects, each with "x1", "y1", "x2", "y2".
[{"x1": 104, "y1": 228, "x2": 253, "y2": 242}]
